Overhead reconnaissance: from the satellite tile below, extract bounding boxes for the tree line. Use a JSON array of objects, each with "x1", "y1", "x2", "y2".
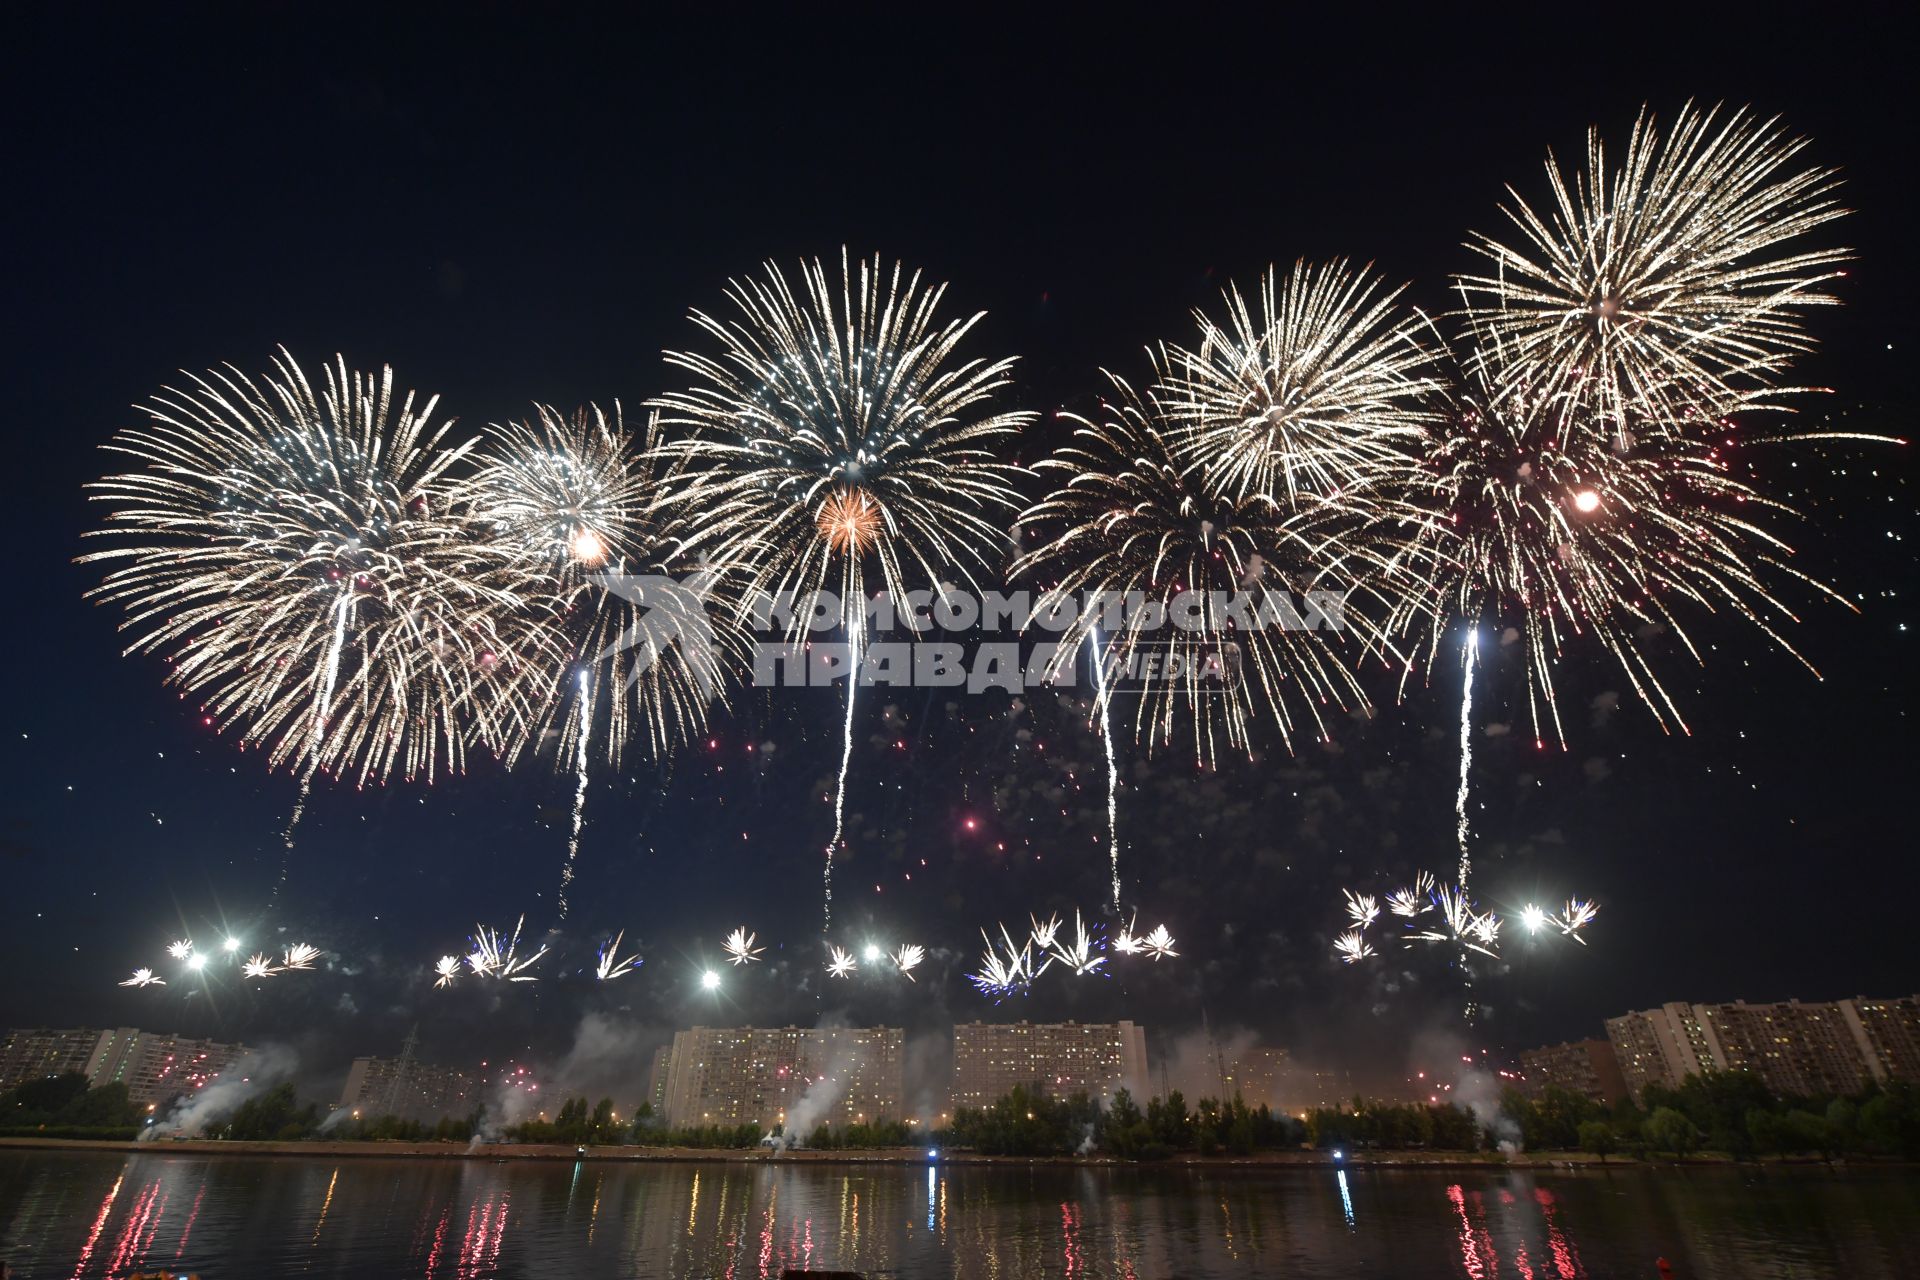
[
  {"x1": 17, "y1": 1067, "x2": 1916, "y2": 1161},
  {"x1": 938, "y1": 1086, "x2": 1319, "y2": 1158},
  {"x1": 0, "y1": 1072, "x2": 143, "y2": 1138},
  {"x1": 1503, "y1": 1073, "x2": 1920, "y2": 1161}
]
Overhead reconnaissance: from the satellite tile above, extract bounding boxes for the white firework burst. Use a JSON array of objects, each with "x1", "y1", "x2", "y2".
[
  {"x1": 1553, "y1": 898, "x2": 1600, "y2": 943},
  {"x1": 1139, "y1": 925, "x2": 1179, "y2": 960},
  {"x1": 1044, "y1": 911, "x2": 1106, "y2": 977},
  {"x1": 468, "y1": 917, "x2": 547, "y2": 982},
  {"x1": 892, "y1": 944, "x2": 926, "y2": 982},
  {"x1": 281, "y1": 942, "x2": 321, "y2": 971},
  {"x1": 1334, "y1": 931, "x2": 1376, "y2": 964},
  {"x1": 1344, "y1": 890, "x2": 1381, "y2": 931},
  {"x1": 596, "y1": 930, "x2": 642, "y2": 980},
  {"x1": 723, "y1": 927, "x2": 765, "y2": 967}
]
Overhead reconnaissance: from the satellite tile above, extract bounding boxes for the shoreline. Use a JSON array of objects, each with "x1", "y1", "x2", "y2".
[{"x1": 0, "y1": 1136, "x2": 1879, "y2": 1171}]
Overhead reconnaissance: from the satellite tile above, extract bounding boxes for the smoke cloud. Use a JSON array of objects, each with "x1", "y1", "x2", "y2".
[{"x1": 140, "y1": 1043, "x2": 298, "y2": 1140}]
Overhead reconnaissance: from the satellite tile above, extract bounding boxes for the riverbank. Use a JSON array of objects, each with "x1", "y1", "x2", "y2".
[{"x1": 0, "y1": 1135, "x2": 1869, "y2": 1170}]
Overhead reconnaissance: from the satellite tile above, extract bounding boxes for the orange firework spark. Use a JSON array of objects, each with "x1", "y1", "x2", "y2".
[{"x1": 816, "y1": 486, "x2": 882, "y2": 555}]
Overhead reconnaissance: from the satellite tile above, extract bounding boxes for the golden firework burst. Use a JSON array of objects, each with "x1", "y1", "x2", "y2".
[{"x1": 816, "y1": 486, "x2": 882, "y2": 555}]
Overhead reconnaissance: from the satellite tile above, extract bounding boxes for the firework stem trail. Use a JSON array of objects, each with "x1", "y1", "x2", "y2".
[
  {"x1": 1088, "y1": 625, "x2": 1122, "y2": 913},
  {"x1": 272, "y1": 589, "x2": 351, "y2": 906},
  {"x1": 1455, "y1": 625, "x2": 1480, "y2": 1017},
  {"x1": 825, "y1": 595, "x2": 862, "y2": 935},
  {"x1": 558, "y1": 669, "x2": 592, "y2": 921},
  {"x1": 273, "y1": 782, "x2": 309, "y2": 907},
  {"x1": 1456, "y1": 626, "x2": 1478, "y2": 891}
]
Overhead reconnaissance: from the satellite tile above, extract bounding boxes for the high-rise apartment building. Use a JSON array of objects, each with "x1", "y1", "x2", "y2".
[
  {"x1": 3, "y1": 1027, "x2": 252, "y2": 1108},
  {"x1": 336, "y1": 1056, "x2": 477, "y2": 1123},
  {"x1": 1840, "y1": 995, "x2": 1920, "y2": 1083},
  {"x1": 1697, "y1": 1000, "x2": 1874, "y2": 1098},
  {"x1": 1604, "y1": 995, "x2": 1920, "y2": 1100},
  {"x1": 0, "y1": 1028, "x2": 104, "y2": 1090},
  {"x1": 645, "y1": 1044, "x2": 674, "y2": 1116},
  {"x1": 1604, "y1": 1003, "x2": 1720, "y2": 1098},
  {"x1": 1518, "y1": 1038, "x2": 1629, "y2": 1105},
  {"x1": 1222, "y1": 1046, "x2": 1291, "y2": 1111},
  {"x1": 950, "y1": 1021, "x2": 1148, "y2": 1112},
  {"x1": 658, "y1": 1026, "x2": 903, "y2": 1131},
  {"x1": 84, "y1": 1029, "x2": 253, "y2": 1108}
]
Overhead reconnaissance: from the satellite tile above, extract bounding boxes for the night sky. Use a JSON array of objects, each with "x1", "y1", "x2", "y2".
[{"x1": 3, "y1": 8, "x2": 1914, "y2": 1094}]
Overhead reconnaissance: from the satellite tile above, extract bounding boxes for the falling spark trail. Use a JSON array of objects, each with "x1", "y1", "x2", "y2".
[
  {"x1": 1088, "y1": 625, "x2": 1122, "y2": 913},
  {"x1": 558, "y1": 670, "x2": 591, "y2": 921},
  {"x1": 1456, "y1": 626, "x2": 1480, "y2": 1018},
  {"x1": 1456, "y1": 627, "x2": 1479, "y2": 892},
  {"x1": 271, "y1": 782, "x2": 310, "y2": 908},
  {"x1": 825, "y1": 601, "x2": 862, "y2": 935},
  {"x1": 272, "y1": 590, "x2": 352, "y2": 908}
]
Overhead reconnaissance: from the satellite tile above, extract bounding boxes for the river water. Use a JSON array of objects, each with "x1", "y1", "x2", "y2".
[{"x1": 1, "y1": 1149, "x2": 1916, "y2": 1277}]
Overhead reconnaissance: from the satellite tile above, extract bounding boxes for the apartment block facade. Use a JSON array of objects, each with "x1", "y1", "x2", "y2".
[
  {"x1": 657, "y1": 1025, "x2": 904, "y2": 1131},
  {"x1": 1603, "y1": 995, "x2": 1920, "y2": 1099},
  {"x1": 950, "y1": 1020, "x2": 1148, "y2": 1112},
  {"x1": 336, "y1": 1055, "x2": 477, "y2": 1123},
  {"x1": 1518, "y1": 1037, "x2": 1630, "y2": 1105}
]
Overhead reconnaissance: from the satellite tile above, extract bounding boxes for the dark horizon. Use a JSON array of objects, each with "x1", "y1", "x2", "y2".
[{"x1": 2, "y1": 6, "x2": 1915, "y2": 1094}]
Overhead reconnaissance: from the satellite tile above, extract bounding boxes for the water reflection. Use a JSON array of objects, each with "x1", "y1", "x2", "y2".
[{"x1": 0, "y1": 1151, "x2": 1915, "y2": 1278}]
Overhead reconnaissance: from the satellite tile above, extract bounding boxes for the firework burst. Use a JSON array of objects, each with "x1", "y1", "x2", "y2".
[
  {"x1": 467, "y1": 917, "x2": 548, "y2": 982},
  {"x1": 969, "y1": 923, "x2": 1043, "y2": 998},
  {"x1": 723, "y1": 927, "x2": 765, "y2": 966},
  {"x1": 1159, "y1": 260, "x2": 1440, "y2": 504},
  {"x1": 456, "y1": 404, "x2": 737, "y2": 770},
  {"x1": 1043, "y1": 910, "x2": 1106, "y2": 977},
  {"x1": 1139, "y1": 925, "x2": 1179, "y2": 960},
  {"x1": 433, "y1": 955, "x2": 462, "y2": 989},
  {"x1": 1016, "y1": 364, "x2": 1396, "y2": 766},
  {"x1": 1383, "y1": 352, "x2": 1870, "y2": 745},
  {"x1": 1458, "y1": 103, "x2": 1849, "y2": 443},
  {"x1": 1403, "y1": 884, "x2": 1502, "y2": 960},
  {"x1": 119, "y1": 968, "x2": 166, "y2": 988},
  {"x1": 652, "y1": 249, "x2": 1033, "y2": 615},
  {"x1": 595, "y1": 930, "x2": 642, "y2": 980},
  {"x1": 653, "y1": 251, "x2": 1034, "y2": 933},
  {"x1": 825, "y1": 945, "x2": 857, "y2": 979},
  {"x1": 1334, "y1": 931, "x2": 1375, "y2": 964},
  {"x1": 1386, "y1": 873, "x2": 1435, "y2": 919},
  {"x1": 892, "y1": 943, "x2": 926, "y2": 981},
  {"x1": 1553, "y1": 898, "x2": 1600, "y2": 942},
  {"x1": 1343, "y1": 890, "x2": 1380, "y2": 931},
  {"x1": 281, "y1": 942, "x2": 321, "y2": 971},
  {"x1": 81, "y1": 349, "x2": 550, "y2": 788}
]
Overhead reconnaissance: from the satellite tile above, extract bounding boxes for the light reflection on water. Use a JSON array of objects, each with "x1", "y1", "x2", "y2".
[{"x1": 1, "y1": 1150, "x2": 1917, "y2": 1278}]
